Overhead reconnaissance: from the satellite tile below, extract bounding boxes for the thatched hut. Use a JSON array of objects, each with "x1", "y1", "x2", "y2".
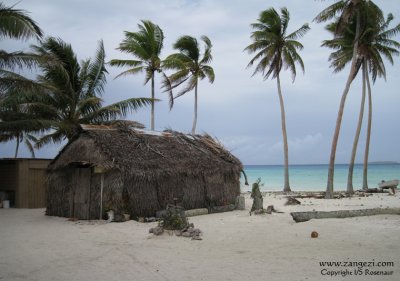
[{"x1": 46, "y1": 125, "x2": 243, "y2": 220}]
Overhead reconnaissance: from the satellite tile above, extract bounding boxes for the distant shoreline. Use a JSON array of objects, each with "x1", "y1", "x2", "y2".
[{"x1": 244, "y1": 162, "x2": 399, "y2": 166}]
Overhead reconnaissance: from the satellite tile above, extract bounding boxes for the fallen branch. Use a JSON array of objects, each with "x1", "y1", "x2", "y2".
[
  {"x1": 292, "y1": 192, "x2": 346, "y2": 199},
  {"x1": 290, "y1": 208, "x2": 400, "y2": 223},
  {"x1": 358, "y1": 188, "x2": 387, "y2": 194}
]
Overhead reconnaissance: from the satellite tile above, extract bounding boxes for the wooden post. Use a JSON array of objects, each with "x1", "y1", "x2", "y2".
[
  {"x1": 100, "y1": 173, "x2": 104, "y2": 220},
  {"x1": 93, "y1": 166, "x2": 107, "y2": 220}
]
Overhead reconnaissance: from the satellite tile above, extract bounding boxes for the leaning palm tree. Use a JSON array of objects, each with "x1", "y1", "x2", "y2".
[
  {"x1": 0, "y1": 2, "x2": 43, "y2": 98},
  {"x1": 245, "y1": 7, "x2": 310, "y2": 192},
  {"x1": 163, "y1": 35, "x2": 215, "y2": 134},
  {"x1": 21, "y1": 37, "x2": 153, "y2": 146},
  {"x1": 361, "y1": 13, "x2": 400, "y2": 189},
  {"x1": 315, "y1": 0, "x2": 383, "y2": 198},
  {"x1": 323, "y1": 11, "x2": 399, "y2": 193},
  {"x1": 322, "y1": 19, "x2": 363, "y2": 195},
  {"x1": 110, "y1": 20, "x2": 170, "y2": 131}
]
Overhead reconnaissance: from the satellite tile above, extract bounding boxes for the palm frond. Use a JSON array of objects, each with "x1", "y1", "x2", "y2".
[
  {"x1": 174, "y1": 75, "x2": 197, "y2": 99},
  {"x1": 108, "y1": 59, "x2": 143, "y2": 68},
  {"x1": 24, "y1": 134, "x2": 38, "y2": 158},
  {"x1": 280, "y1": 7, "x2": 290, "y2": 35},
  {"x1": 0, "y1": 2, "x2": 43, "y2": 40},
  {"x1": 0, "y1": 119, "x2": 53, "y2": 133},
  {"x1": 286, "y1": 24, "x2": 310, "y2": 41},
  {"x1": 77, "y1": 96, "x2": 103, "y2": 116},
  {"x1": 114, "y1": 66, "x2": 144, "y2": 79},
  {"x1": 83, "y1": 97, "x2": 154, "y2": 122},
  {"x1": 246, "y1": 7, "x2": 307, "y2": 83},
  {"x1": 35, "y1": 130, "x2": 65, "y2": 149},
  {"x1": 200, "y1": 35, "x2": 213, "y2": 64},
  {"x1": 314, "y1": 1, "x2": 346, "y2": 23},
  {"x1": 162, "y1": 54, "x2": 188, "y2": 70},
  {"x1": 85, "y1": 40, "x2": 108, "y2": 96},
  {"x1": 200, "y1": 65, "x2": 215, "y2": 83},
  {"x1": 0, "y1": 69, "x2": 44, "y2": 96},
  {"x1": 0, "y1": 50, "x2": 41, "y2": 70},
  {"x1": 173, "y1": 35, "x2": 200, "y2": 62},
  {"x1": 160, "y1": 71, "x2": 174, "y2": 109}
]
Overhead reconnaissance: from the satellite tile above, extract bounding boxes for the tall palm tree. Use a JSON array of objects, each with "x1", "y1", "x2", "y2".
[
  {"x1": 322, "y1": 19, "x2": 363, "y2": 195},
  {"x1": 110, "y1": 20, "x2": 170, "y2": 131},
  {"x1": 0, "y1": 2, "x2": 43, "y2": 98},
  {"x1": 322, "y1": 11, "x2": 399, "y2": 193},
  {"x1": 10, "y1": 37, "x2": 153, "y2": 147},
  {"x1": 245, "y1": 7, "x2": 310, "y2": 192},
  {"x1": 163, "y1": 35, "x2": 215, "y2": 134},
  {"x1": 315, "y1": 0, "x2": 383, "y2": 198},
  {"x1": 360, "y1": 13, "x2": 400, "y2": 189}
]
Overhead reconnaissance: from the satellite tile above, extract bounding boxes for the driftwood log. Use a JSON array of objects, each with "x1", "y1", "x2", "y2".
[
  {"x1": 291, "y1": 208, "x2": 400, "y2": 223},
  {"x1": 359, "y1": 188, "x2": 396, "y2": 194},
  {"x1": 292, "y1": 192, "x2": 346, "y2": 199}
]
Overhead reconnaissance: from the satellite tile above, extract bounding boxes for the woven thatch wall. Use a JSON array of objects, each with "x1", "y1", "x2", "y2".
[
  {"x1": 46, "y1": 168, "x2": 74, "y2": 217},
  {"x1": 47, "y1": 127, "x2": 242, "y2": 219},
  {"x1": 89, "y1": 171, "x2": 123, "y2": 219}
]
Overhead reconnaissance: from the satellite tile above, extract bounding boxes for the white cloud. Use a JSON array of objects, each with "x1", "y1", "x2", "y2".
[
  {"x1": 1, "y1": 0, "x2": 399, "y2": 164},
  {"x1": 269, "y1": 133, "x2": 323, "y2": 152}
]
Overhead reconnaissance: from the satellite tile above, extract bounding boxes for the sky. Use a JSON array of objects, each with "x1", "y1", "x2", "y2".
[{"x1": 1, "y1": 0, "x2": 399, "y2": 165}]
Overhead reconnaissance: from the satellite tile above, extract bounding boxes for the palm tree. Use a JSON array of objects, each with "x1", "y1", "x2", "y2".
[
  {"x1": 361, "y1": 13, "x2": 400, "y2": 189},
  {"x1": 0, "y1": 2, "x2": 43, "y2": 98},
  {"x1": 0, "y1": 2, "x2": 44, "y2": 155},
  {"x1": 163, "y1": 35, "x2": 215, "y2": 134},
  {"x1": 322, "y1": 10, "x2": 399, "y2": 193},
  {"x1": 20, "y1": 37, "x2": 152, "y2": 146},
  {"x1": 0, "y1": 98, "x2": 45, "y2": 157},
  {"x1": 109, "y1": 20, "x2": 170, "y2": 131},
  {"x1": 245, "y1": 7, "x2": 310, "y2": 192},
  {"x1": 315, "y1": 0, "x2": 383, "y2": 198},
  {"x1": 1, "y1": 132, "x2": 38, "y2": 158},
  {"x1": 322, "y1": 19, "x2": 363, "y2": 195}
]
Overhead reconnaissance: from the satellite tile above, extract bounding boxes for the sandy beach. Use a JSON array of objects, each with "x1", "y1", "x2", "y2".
[{"x1": 0, "y1": 192, "x2": 399, "y2": 281}]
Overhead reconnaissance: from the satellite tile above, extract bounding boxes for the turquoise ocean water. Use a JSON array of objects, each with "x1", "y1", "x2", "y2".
[{"x1": 241, "y1": 164, "x2": 400, "y2": 192}]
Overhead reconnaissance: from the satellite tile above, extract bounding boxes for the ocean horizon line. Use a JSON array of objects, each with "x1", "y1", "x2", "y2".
[
  {"x1": 243, "y1": 162, "x2": 400, "y2": 167},
  {"x1": 241, "y1": 162, "x2": 400, "y2": 191}
]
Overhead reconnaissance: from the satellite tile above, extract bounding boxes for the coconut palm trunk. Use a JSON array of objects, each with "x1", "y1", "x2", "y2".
[
  {"x1": 191, "y1": 82, "x2": 198, "y2": 134},
  {"x1": 326, "y1": 12, "x2": 361, "y2": 199},
  {"x1": 326, "y1": 65, "x2": 357, "y2": 198},
  {"x1": 277, "y1": 74, "x2": 291, "y2": 192},
  {"x1": 362, "y1": 66, "x2": 372, "y2": 190},
  {"x1": 245, "y1": 7, "x2": 308, "y2": 192},
  {"x1": 347, "y1": 60, "x2": 367, "y2": 194},
  {"x1": 151, "y1": 74, "x2": 155, "y2": 130},
  {"x1": 14, "y1": 135, "x2": 20, "y2": 158}
]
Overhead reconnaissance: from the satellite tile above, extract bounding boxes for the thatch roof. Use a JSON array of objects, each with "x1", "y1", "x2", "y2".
[{"x1": 49, "y1": 125, "x2": 243, "y2": 179}]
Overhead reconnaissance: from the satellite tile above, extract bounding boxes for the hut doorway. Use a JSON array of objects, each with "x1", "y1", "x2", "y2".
[{"x1": 71, "y1": 167, "x2": 91, "y2": 219}]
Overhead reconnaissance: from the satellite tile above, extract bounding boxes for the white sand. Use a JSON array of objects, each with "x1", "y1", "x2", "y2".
[{"x1": 1, "y1": 193, "x2": 399, "y2": 281}]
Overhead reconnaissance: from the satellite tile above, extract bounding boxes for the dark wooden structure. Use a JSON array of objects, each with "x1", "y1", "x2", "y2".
[
  {"x1": 0, "y1": 158, "x2": 51, "y2": 208},
  {"x1": 47, "y1": 125, "x2": 243, "y2": 220}
]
